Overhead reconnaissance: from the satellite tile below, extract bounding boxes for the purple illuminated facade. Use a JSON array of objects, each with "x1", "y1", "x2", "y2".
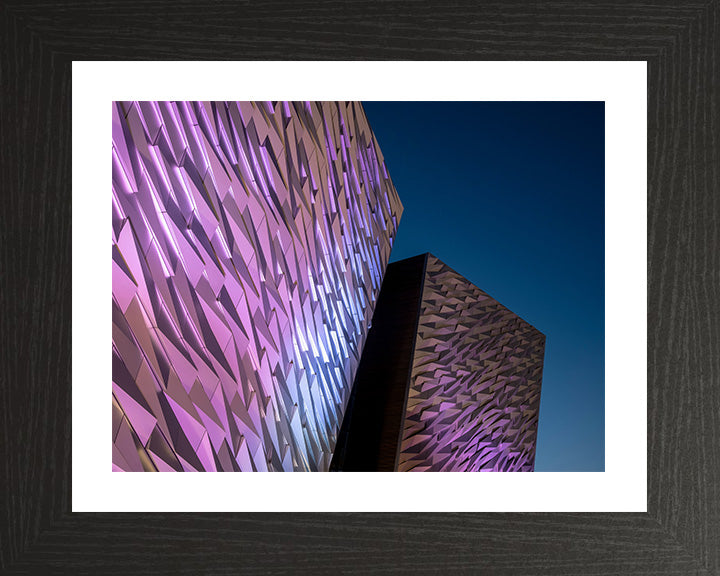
[
  {"x1": 398, "y1": 255, "x2": 545, "y2": 471},
  {"x1": 112, "y1": 101, "x2": 402, "y2": 471},
  {"x1": 332, "y1": 254, "x2": 545, "y2": 472}
]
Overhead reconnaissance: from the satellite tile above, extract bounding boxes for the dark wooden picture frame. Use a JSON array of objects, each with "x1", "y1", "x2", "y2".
[{"x1": 2, "y1": 2, "x2": 718, "y2": 574}]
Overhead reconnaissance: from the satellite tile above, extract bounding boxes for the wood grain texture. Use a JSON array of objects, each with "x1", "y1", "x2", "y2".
[
  {"x1": 1, "y1": 0, "x2": 718, "y2": 573},
  {"x1": 647, "y1": 2, "x2": 720, "y2": 574}
]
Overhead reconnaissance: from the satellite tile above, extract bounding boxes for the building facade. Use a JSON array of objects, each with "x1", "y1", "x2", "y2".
[
  {"x1": 332, "y1": 253, "x2": 545, "y2": 472},
  {"x1": 112, "y1": 101, "x2": 403, "y2": 471}
]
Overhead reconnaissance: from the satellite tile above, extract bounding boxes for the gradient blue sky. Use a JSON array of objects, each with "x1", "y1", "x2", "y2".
[{"x1": 363, "y1": 101, "x2": 604, "y2": 472}]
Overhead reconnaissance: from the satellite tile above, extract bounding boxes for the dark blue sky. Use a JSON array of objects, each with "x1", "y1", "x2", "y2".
[{"x1": 363, "y1": 101, "x2": 604, "y2": 472}]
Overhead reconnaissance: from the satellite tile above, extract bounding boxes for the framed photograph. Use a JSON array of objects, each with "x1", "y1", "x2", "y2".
[
  {"x1": 73, "y1": 61, "x2": 635, "y2": 514},
  {"x1": 3, "y1": 2, "x2": 718, "y2": 573}
]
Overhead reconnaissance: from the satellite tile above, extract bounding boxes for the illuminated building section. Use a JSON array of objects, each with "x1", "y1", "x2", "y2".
[
  {"x1": 332, "y1": 254, "x2": 545, "y2": 472},
  {"x1": 112, "y1": 101, "x2": 402, "y2": 471}
]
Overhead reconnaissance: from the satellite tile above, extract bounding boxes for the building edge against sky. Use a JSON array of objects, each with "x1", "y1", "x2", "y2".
[
  {"x1": 361, "y1": 100, "x2": 604, "y2": 472},
  {"x1": 112, "y1": 101, "x2": 403, "y2": 472},
  {"x1": 332, "y1": 253, "x2": 545, "y2": 472}
]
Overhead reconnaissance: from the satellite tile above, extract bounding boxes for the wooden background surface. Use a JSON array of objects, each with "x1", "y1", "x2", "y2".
[{"x1": 1, "y1": 1, "x2": 718, "y2": 574}]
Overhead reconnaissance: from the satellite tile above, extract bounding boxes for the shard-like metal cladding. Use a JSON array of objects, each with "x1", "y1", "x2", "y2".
[
  {"x1": 398, "y1": 255, "x2": 545, "y2": 471},
  {"x1": 331, "y1": 253, "x2": 544, "y2": 472},
  {"x1": 112, "y1": 101, "x2": 403, "y2": 471}
]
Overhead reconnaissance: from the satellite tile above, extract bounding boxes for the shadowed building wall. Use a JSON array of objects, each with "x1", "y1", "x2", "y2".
[
  {"x1": 332, "y1": 253, "x2": 545, "y2": 472},
  {"x1": 330, "y1": 254, "x2": 427, "y2": 471}
]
